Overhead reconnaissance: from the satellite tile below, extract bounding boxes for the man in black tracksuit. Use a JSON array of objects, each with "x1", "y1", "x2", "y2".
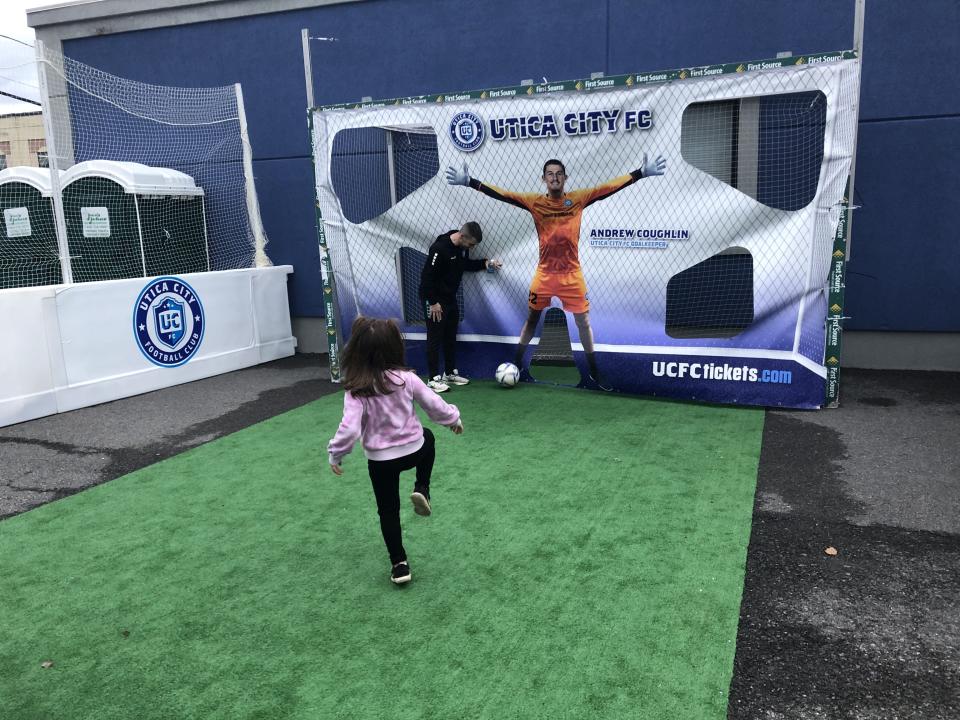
[{"x1": 418, "y1": 221, "x2": 499, "y2": 392}]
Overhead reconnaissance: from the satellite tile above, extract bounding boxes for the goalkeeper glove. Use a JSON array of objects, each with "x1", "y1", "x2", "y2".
[
  {"x1": 445, "y1": 162, "x2": 471, "y2": 186},
  {"x1": 639, "y1": 152, "x2": 667, "y2": 178}
]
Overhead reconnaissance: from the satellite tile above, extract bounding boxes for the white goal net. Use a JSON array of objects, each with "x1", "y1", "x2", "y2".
[{"x1": 0, "y1": 40, "x2": 269, "y2": 290}]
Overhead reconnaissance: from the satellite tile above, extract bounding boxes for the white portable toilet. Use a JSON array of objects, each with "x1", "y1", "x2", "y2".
[
  {"x1": 60, "y1": 160, "x2": 208, "y2": 282},
  {"x1": 0, "y1": 167, "x2": 64, "y2": 288}
]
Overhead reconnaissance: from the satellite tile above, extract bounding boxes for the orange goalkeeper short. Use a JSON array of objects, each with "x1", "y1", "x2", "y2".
[{"x1": 527, "y1": 270, "x2": 589, "y2": 314}]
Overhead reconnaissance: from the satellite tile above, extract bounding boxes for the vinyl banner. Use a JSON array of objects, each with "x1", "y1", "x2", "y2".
[{"x1": 311, "y1": 57, "x2": 860, "y2": 408}]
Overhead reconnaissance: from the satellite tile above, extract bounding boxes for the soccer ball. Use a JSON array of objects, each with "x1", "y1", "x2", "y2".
[{"x1": 495, "y1": 362, "x2": 520, "y2": 388}]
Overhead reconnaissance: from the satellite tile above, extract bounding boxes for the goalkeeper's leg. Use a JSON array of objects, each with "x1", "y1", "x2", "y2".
[
  {"x1": 512, "y1": 307, "x2": 543, "y2": 369},
  {"x1": 574, "y1": 311, "x2": 610, "y2": 391}
]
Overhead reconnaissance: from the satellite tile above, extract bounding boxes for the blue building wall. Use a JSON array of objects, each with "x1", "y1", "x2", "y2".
[{"x1": 63, "y1": 0, "x2": 960, "y2": 331}]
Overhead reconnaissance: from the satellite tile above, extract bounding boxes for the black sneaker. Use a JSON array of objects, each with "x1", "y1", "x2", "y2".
[
  {"x1": 578, "y1": 374, "x2": 613, "y2": 392},
  {"x1": 410, "y1": 487, "x2": 432, "y2": 516},
  {"x1": 391, "y1": 561, "x2": 412, "y2": 585}
]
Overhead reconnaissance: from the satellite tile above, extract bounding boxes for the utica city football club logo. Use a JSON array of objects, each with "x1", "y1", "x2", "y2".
[
  {"x1": 449, "y1": 111, "x2": 485, "y2": 152},
  {"x1": 133, "y1": 276, "x2": 205, "y2": 368}
]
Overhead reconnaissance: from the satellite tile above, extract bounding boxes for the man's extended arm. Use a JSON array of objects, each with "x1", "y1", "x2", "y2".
[
  {"x1": 446, "y1": 162, "x2": 529, "y2": 211},
  {"x1": 463, "y1": 254, "x2": 487, "y2": 273},
  {"x1": 583, "y1": 152, "x2": 668, "y2": 207}
]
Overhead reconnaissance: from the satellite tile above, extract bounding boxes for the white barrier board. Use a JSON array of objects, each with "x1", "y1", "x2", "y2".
[{"x1": 0, "y1": 267, "x2": 297, "y2": 428}]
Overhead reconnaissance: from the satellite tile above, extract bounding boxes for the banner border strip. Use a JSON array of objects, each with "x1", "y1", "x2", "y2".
[
  {"x1": 314, "y1": 50, "x2": 857, "y2": 112},
  {"x1": 402, "y1": 333, "x2": 827, "y2": 378}
]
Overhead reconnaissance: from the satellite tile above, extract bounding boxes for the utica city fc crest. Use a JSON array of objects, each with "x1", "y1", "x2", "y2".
[{"x1": 133, "y1": 276, "x2": 205, "y2": 368}]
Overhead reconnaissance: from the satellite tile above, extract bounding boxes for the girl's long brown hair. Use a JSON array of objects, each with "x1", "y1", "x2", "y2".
[{"x1": 340, "y1": 316, "x2": 411, "y2": 397}]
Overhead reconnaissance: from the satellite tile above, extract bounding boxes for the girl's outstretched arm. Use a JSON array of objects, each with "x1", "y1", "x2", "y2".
[
  {"x1": 409, "y1": 373, "x2": 461, "y2": 429},
  {"x1": 327, "y1": 392, "x2": 363, "y2": 467}
]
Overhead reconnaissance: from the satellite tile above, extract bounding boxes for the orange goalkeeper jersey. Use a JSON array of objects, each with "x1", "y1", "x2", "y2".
[{"x1": 471, "y1": 173, "x2": 640, "y2": 274}]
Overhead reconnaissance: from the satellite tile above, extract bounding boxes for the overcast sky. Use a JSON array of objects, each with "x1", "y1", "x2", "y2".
[{"x1": 0, "y1": 1, "x2": 69, "y2": 114}]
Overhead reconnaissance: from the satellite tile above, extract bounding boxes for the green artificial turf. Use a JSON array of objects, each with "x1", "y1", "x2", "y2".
[
  {"x1": 0, "y1": 381, "x2": 764, "y2": 720},
  {"x1": 528, "y1": 362, "x2": 581, "y2": 386}
]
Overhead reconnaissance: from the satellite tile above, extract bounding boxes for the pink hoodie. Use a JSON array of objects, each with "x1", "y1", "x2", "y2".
[{"x1": 327, "y1": 370, "x2": 461, "y2": 465}]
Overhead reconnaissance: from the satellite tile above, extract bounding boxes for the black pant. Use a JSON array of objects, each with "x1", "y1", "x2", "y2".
[
  {"x1": 425, "y1": 301, "x2": 459, "y2": 379},
  {"x1": 367, "y1": 428, "x2": 435, "y2": 565}
]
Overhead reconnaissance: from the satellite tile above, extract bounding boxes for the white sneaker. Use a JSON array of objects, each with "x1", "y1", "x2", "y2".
[
  {"x1": 410, "y1": 488, "x2": 432, "y2": 516},
  {"x1": 427, "y1": 376, "x2": 450, "y2": 393},
  {"x1": 443, "y1": 369, "x2": 470, "y2": 385}
]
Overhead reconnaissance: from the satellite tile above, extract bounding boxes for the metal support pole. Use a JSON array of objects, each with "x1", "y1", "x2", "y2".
[
  {"x1": 301, "y1": 28, "x2": 315, "y2": 110},
  {"x1": 824, "y1": 0, "x2": 866, "y2": 407},
  {"x1": 847, "y1": 0, "x2": 865, "y2": 261},
  {"x1": 302, "y1": 30, "x2": 344, "y2": 380},
  {"x1": 34, "y1": 40, "x2": 73, "y2": 284}
]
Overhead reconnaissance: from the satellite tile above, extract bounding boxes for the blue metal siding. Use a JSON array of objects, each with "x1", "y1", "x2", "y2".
[
  {"x1": 62, "y1": 0, "x2": 959, "y2": 330},
  {"x1": 844, "y1": 117, "x2": 960, "y2": 331},
  {"x1": 607, "y1": 1, "x2": 852, "y2": 75},
  {"x1": 251, "y1": 157, "x2": 323, "y2": 315}
]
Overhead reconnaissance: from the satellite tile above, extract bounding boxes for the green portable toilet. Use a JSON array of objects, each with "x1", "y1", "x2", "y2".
[
  {"x1": 61, "y1": 160, "x2": 208, "y2": 282},
  {"x1": 0, "y1": 167, "x2": 63, "y2": 289}
]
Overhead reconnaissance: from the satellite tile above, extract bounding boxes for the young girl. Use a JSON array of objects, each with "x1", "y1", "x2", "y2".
[{"x1": 328, "y1": 316, "x2": 463, "y2": 585}]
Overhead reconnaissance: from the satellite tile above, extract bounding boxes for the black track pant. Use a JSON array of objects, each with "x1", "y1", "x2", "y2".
[
  {"x1": 367, "y1": 428, "x2": 435, "y2": 565},
  {"x1": 425, "y1": 302, "x2": 459, "y2": 379}
]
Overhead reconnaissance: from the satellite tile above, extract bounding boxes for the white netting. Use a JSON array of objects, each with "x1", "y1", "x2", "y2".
[
  {"x1": 0, "y1": 40, "x2": 269, "y2": 290},
  {"x1": 0, "y1": 38, "x2": 56, "y2": 288},
  {"x1": 312, "y1": 59, "x2": 859, "y2": 383}
]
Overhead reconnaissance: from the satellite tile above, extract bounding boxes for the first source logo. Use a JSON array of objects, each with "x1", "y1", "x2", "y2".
[
  {"x1": 133, "y1": 276, "x2": 205, "y2": 368},
  {"x1": 449, "y1": 111, "x2": 485, "y2": 152}
]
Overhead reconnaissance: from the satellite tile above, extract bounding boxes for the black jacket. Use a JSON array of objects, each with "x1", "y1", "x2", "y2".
[{"x1": 418, "y1": 231, "x2": 486, "y2": 305}]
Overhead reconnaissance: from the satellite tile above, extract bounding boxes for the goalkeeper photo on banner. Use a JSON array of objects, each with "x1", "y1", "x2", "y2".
[{"x1": 446, "y1": 154, "x2": 666, "y2": 390}]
